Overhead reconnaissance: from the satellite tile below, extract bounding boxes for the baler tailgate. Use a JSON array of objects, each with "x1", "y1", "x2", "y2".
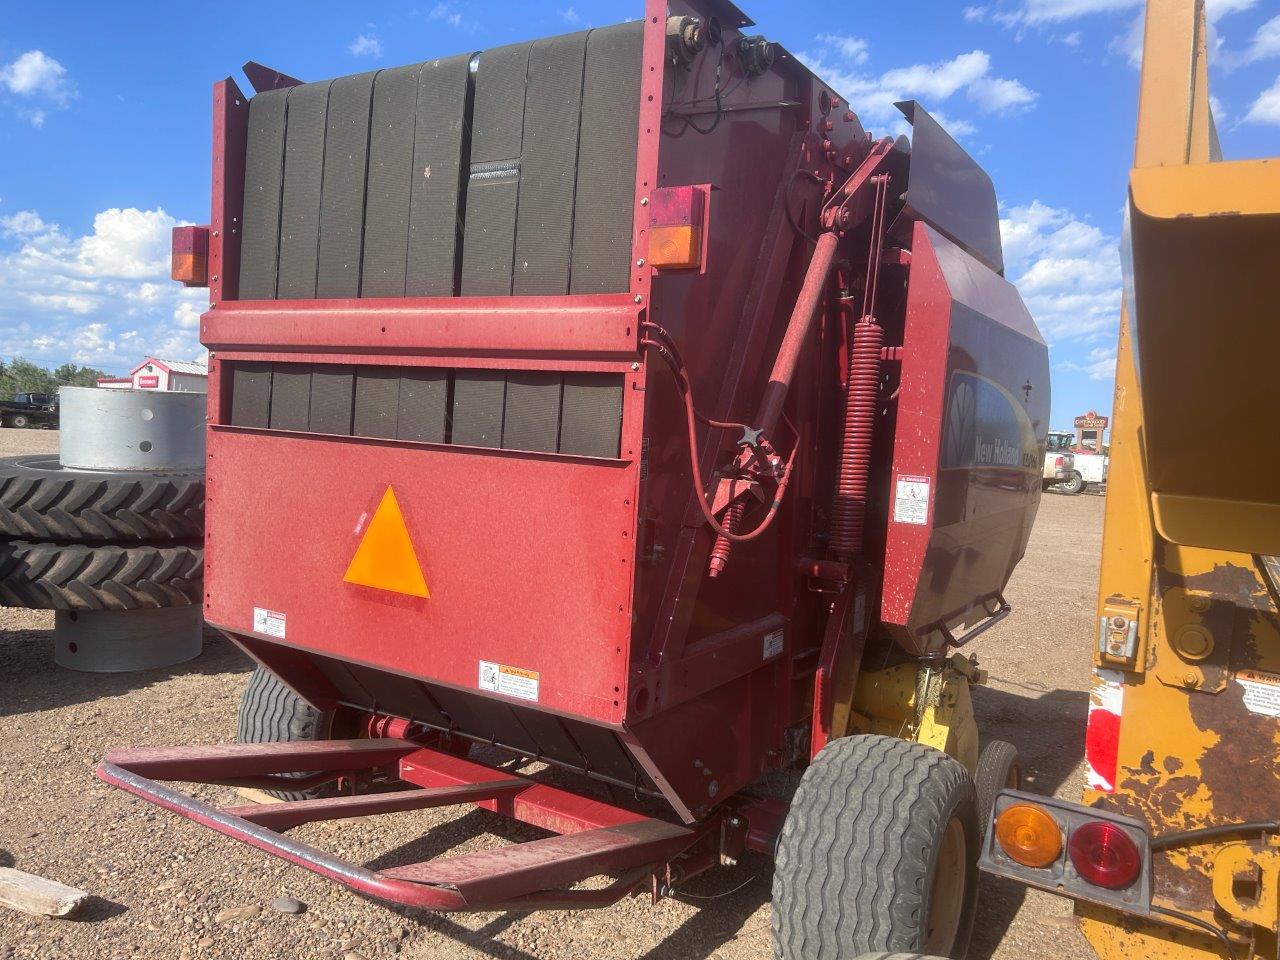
[{"x1": 96, "y1": 740, "x2": 704, "y2": 912}]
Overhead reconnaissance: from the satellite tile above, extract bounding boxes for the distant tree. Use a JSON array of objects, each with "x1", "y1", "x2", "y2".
[{"x1": 0, "y1": 358, "x2": 113, "y2": 398}]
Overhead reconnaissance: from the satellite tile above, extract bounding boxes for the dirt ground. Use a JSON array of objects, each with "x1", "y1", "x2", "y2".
[{"x1": 0, "y1": 425, "x2": 1104, "y2": 960}]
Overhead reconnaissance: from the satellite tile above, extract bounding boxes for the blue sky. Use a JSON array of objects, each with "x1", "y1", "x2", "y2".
[{"x1": 0, "y1": 1, "x2": 1276, "y2": 427}]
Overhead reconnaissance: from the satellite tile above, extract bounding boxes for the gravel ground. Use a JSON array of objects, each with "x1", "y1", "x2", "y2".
[{"x1": 0, "y1": 425, "x2": 1103, "y2": 960}]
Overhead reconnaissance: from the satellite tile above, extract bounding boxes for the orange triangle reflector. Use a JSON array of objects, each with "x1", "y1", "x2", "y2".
[{"x1": 343, "y1": 487, "x2": 430, "y2": 598}]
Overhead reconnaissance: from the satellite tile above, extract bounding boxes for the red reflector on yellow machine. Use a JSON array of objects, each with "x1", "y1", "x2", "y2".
[{"x1": 344, "y1": 487, "x2": 430, "y2": 598}]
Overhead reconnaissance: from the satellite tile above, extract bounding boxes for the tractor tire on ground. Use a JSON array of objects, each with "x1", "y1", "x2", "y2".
[
  {"x1": 236, "y1": 666, "x2": 337, "y2": 801},
  {"x1": 0, "y1": 540, "x2": 203, "y2": 611},
  {"x1": 974, "y1": 739, "x2": 1021, "y2": 840},
  {"x1": 1058, "y1": 470, "x2": 1085, "y2": 495},
  {"x1": 0, "y1": 455, "x2": 204, "y2": 541},
  {"x1": 772, "y1": 735, "x2": 980, "y2": 960}
]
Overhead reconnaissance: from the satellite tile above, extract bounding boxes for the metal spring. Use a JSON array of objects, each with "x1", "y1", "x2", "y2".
[
  {"x1": 707, "y1": 499, "x2": 746, "y2": 578},
  {"x1": 829, "y1": 317, "x2": 884, "y2": 558}
]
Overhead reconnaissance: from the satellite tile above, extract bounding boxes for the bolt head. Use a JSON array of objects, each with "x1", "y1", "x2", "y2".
[
  {"x1": 630, "y1": 361, "x2": 640, "y2": 371},
  {"x1": 636, "y1": 258, "x2": 646, "y2": 267},
  {"x1": 634, "y1": 294, "x2": 643, "y2": 304},
  {"x1": 640, "y1": 197, "x2": 649, "y2": 206}
]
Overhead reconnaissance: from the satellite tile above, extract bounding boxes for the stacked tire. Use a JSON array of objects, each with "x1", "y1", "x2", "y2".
[{"x1": 0, "y1": 454, "x2": 205, "y2": 613}]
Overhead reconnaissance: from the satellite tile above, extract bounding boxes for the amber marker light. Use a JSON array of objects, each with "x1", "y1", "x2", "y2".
[{"x1": 995, "y1": 803, "x2": 1063, "y2": 868}]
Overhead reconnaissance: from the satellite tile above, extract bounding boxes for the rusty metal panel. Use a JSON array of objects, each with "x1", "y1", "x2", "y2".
[{"x1": 317, "y1": 72, "x2": 376, "y2": 298}]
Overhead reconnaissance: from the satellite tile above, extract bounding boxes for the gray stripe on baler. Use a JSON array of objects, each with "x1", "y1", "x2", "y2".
[
  {"x1": 512, "y1": 31, "x2": 587, "y2": 296},
  {"x1": 317, "y1": 72, "x2": 377, "y2": 299},
  {"x1": 451, "y1": 371, "x2": 506, "y2": 447},
  {"x1": 239, "y1": 88, "x2": 289, "y2": 300},
  {"x1": 571, "y1": 22, "x2": 643, "y2": 294},
  {"x1": 276, "y1": 81, "x2": 331, "y2": 299},
  {"x1": 353, "y1": 367, "x2": 401, "y2": 438},
  {"x1": 502, "y1": 372, "x2": 562, "y2": 453},
  {"x1": 362, "y1": 65, "x2": 420, "y2": 298},
  {"x1": 268, "y1": 365, "x2": 312, "y2": 431},
  {"x1": 559, "y1": 373, "x2": 623, "y2": 457},
  {"x1": 406, "y1": 54, "x2": 472, "y2": 297},
  {"x1": 308, "y1": 365, "x2": 355, "y2": 435},
  {"x1": 460, "y1": 42, "x2": 531, "y2": 296},
  {"x1": 396, "y1": 370, "x2": 449, "y2": 443}
]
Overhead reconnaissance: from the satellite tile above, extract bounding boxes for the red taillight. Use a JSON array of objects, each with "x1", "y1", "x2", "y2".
[
  {"x1": 1068, "y1": 820, "x2": 1141, "y2": 889},
  {"x1": 1054, "y1": 456, "x2": 1065, "y2": 468}
]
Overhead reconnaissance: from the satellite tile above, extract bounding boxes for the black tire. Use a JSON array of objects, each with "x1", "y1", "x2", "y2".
[
  {"x1": 9, "y1": 414, "x2": 30, "y2": 429},
  {"x1": 0, "y1": 540, "x2": 202, "y2": 610},
  {"x1": 0, "y1": 455, "x2": 204, "y2": 541},
  {"x1": 974, "y1": 740, "x2": 1021, "y2": 841},
  {"x1": 236, "y1": 666, "x2": 336, "y2": 801},
  {"x1": 1058, "y1": 471, "x2": 1084, "y2": 495},
  {"x1": 772, "y1": 735, "x2": 980, "y2": 960}
]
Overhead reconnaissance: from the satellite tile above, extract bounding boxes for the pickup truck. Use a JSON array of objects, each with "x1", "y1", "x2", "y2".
[
  {"x1": 1042, "y1": 444, "x2": 1074, "y2": 490},
  {"x1": 0, "y1": 392, "x2": 59, "y2": 429},
  {"x1": 1047, "y1": 429, "x2": 1107, "y2": 494}
]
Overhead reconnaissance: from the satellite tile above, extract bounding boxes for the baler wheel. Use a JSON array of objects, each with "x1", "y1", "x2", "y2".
[
  {"x1": 236, "y1": 666, "x2": 338, "y2": 801},
  {"x1": 771, "y1": 735, "x2": 980, "y2": 960},
  {"x1": 0, "y1": 455, "x2": 205, "y2": 541},
  {"x1": 974, "y1": 740, "x2": 1021, "y2": 840},
  {"x1": 0, "y1": 540, "x2": 203, "y2": 610}
]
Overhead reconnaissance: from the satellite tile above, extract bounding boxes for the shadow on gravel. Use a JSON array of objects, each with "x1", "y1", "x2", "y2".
[
  {"x1": 0, "y1": 628, "x2": 252, "y2": 717},
  {"x1": 74, "y1": 896, "x2": 128, "y2": 923},
  {"x1": 968, "y1": 683, "x2": 1089, "y2": 960}
]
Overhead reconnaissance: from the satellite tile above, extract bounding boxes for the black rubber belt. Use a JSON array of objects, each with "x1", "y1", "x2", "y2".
[
  {"x1": 570, "y1": 22, "x2": 643, "y2": 294},
  {"x1": 276, "y1": 80, "x2": 331, "y2": 299},
  {"x1": 502, "y1": 372, "x2": 562, "y2": 453},
  {"x1": 407, "y1": 54, "x2": 472, "y2": 297},
  {"x1": 451, "y1": 371, "x2": 506, "y2": 447},
  {"x1": 460, "y1": 41, "x2": 531, "y2": 296},
  {"x1": 396, "y1": 370, "x2": 449, "y2": 443},
  {"x1": 269, "y1": 365, "x2": 312, "y2": 431},
  {"x1": 238, "y1": 88, "x2": 289, "y2": 299},
  {"x1": 317, "y1": 72, "x2": 376, "y2": 299},
  {"x1": 308, "y1": 365, "x2": 355, "y2": 435},
  {"x1": 362, "y1": 65, "x2": 420, "y2": 297},
  {"x1": 560, "y1": 373, "x2": 623, "y2": 457},
  {"x1": 512, "y1": 31, "x2": 588, "y2": 296}
]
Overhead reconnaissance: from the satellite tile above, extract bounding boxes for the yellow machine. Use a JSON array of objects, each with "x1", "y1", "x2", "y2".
[{"x1": 980, "y1": 1, "x2": 1280, "y2": 956}]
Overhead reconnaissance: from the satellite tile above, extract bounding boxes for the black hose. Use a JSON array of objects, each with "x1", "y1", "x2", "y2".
[
  {"x1": 1150, "y1": 905, "x2": 1235, "y2": 960},
  {"x1": 1150, "y1": 820, "x2": 1280, "y2": 852}
]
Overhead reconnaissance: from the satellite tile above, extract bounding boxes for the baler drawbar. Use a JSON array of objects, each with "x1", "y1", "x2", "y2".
[{"x1": 102, "y1": 1, "x2": 1050, "y2": 954}]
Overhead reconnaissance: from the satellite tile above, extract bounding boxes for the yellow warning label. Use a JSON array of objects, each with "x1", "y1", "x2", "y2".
[{"x1": 343, "y1": 487, "x2": 430, "y2": 598}]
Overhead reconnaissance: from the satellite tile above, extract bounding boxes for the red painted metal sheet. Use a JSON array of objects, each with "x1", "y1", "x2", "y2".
[
  {"x1": 102, "y1": 738, "x2": 419, "y2": 780},
  {"x1": 881, "y1": 222, "x2": 1047, "y2": 655},
  {"x1": 209, "y1": 78, "x2": 247, "y2": 304},
  {"x1": 221, "y1": 781, "x2": 528, "y2": 831},
  {"x1": 202, "y1": 295, "x2": 640, "y2": 358},
  {"x1": 204, "y1": 430, "x2": 637, "y2": 724},
  {"x1": 382, "y1": 819, "x2": 693, "y2": 904}
]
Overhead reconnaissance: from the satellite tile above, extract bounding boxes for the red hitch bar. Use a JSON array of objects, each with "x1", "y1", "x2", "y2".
[{"x1": 96, "y1": 739, "x2": 716, "y2": 912}]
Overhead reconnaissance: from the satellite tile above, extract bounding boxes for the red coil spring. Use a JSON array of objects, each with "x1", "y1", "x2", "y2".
[
  {"x1": 707, "y1": 499, "x2": 746, "y2": 578},
  {"x1": 829, "y1": 317, "x2": 884, "y2": 559}
]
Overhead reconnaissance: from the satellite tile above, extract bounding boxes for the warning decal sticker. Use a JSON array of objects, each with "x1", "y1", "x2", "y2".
[
  {"x1": 253, "y1": 607, "x2": 286, "y2": 639},
  {"x1": 479, "y1": 661, "x2": 540, "y2": 702},
  {"x1": 893, "y1": 475, "x2": 931, "y2": 525},
  {"x1": 1236, "y1": 669, "x2": 1280, "y2": 718}
]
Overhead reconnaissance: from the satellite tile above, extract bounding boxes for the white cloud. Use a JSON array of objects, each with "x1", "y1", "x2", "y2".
[
  {"x1": 1204, "y1": 0, "x2": 1255, "y2": 22},
  {"x1": 0, "y1": 206, "x2": 207, "y2": 369},
  {"x1": 1001, "y1": 201, "x2": 1122, "y2": 343},
  {"x1": 964, "y1": 6, "x2": 989, "y2": 22},
  {"x1": 1110, "y1": 13, "x2": 1145, "y2": 67},
  {"x1": 427, "y1": 3, "x2": 465, "y2": 27},
  {"x1": 561, "y1": 7, "x2": 582, "y2": 24},
  {"x1": 1244, "y1": 75, "x2": 1280, "y2": 125},
  {"x1": 348, "y1": 34, "x2": 382, "y2": 58},
  {"x1": 1062, "y1": 31, "x2": 1082, "y2": 45},
  {"x1": 816, "y1": 33, "x2": 869, "y2": 65},
  {"x1": 1239, "y1": 15, "x2": 1280, "y2": 63},
  {"x1": 1060, "y1": 346, "x2": 1117, "y2": 380},
  {"x1": 1018, "y1": 0, "x2": 1139, "y2": 25},
  {"x1": 0, "y1": 50, "x2": 75, "y2": 125},
  {"x1": 798, "y1": 41, "x2": 1035, "y2": 132}
]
